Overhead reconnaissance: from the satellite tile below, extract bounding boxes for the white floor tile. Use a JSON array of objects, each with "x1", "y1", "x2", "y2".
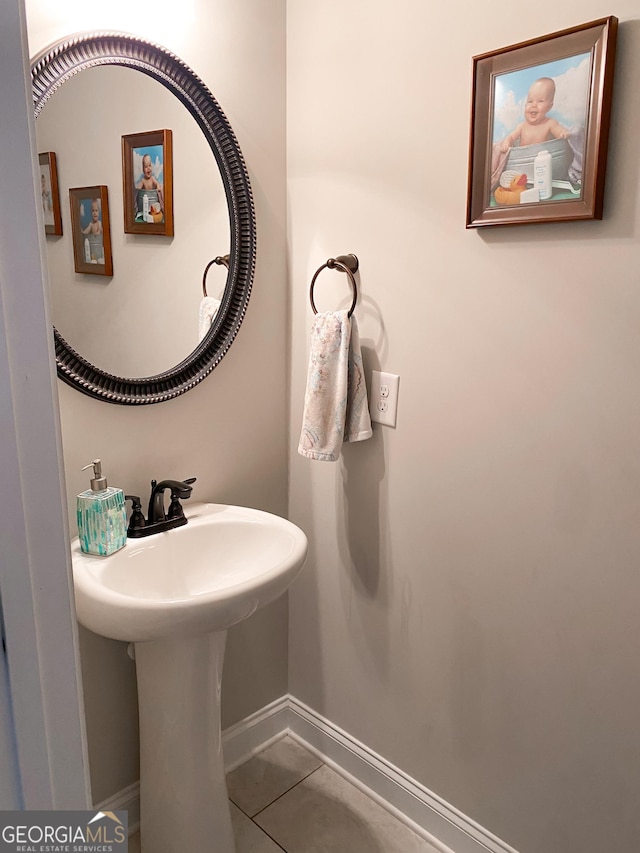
[
  {"x1": 227, "y1": 734, "x2": 322, "y2": 817},
  {"x1": 254, "y1": 764, "x2": 442, "y2": 853}
]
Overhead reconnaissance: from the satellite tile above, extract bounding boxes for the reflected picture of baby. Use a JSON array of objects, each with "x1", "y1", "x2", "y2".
[
  {"x1": 133, "y1": 145, "x2": 164, "y2": 223},
  {"x1": 41, "y1": 172, "x2": 54, "y2": 225},
  {"x1": 79, "y1": 197, "x2": 105, "y2": 264},
  {"x1": 38, "y1": 152, "x2": 61, "y2": 235},
  {"x1": 123, "y1": 130, "x2": 172, "y2": 236},
  {"x1": 70, "y1": 185, "x2": 112, "y2": 275}
]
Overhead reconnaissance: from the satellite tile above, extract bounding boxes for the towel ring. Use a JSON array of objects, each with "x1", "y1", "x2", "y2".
[
  {"x1": 309, "y1": 254, "x2": 359, "y2": 317},
  {"x1": 202, "y1": 254, "x2": 230, "y2": 296}
]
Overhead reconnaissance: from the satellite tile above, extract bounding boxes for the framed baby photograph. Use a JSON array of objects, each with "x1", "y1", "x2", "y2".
[
  {"x1": 69, "y1": 186, "x2": 113, "y2": 276},
  {"x1": 38, "y1": 152, "x2": 62, "y2": 236},
  {"x1": 122, "y1": 128, "x2": 174, "y2": 236},
  {"x1": 466, "y1": 16, "x2": 617, "y2": 228}
]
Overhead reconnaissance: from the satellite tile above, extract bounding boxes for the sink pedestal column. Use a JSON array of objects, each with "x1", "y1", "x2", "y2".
[{"x1": 134, "y1": 630, "x2": 234, "y2": 853}]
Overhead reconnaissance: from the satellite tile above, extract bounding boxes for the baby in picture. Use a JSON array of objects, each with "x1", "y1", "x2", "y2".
[
  {"x1": 136, "y1": 153, "x2": 164, "y2": 220},
  {"x1": 81, "y1": 199, "x2": 103, "y2": 235},
  {"x1": 500, "y1": 77, "x2": 569, "y2": 152},
  {"x1": 81, "y1": 199, "x2": 104, "y2": 264}
]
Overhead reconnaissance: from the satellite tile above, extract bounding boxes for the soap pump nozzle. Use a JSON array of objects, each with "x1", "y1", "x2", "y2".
[{"x1": 82, "y1": 459, "x2": 108, "y2": 492}]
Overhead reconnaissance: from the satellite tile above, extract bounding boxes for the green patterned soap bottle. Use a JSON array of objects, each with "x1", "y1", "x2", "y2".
[{"x1": 77, "y1": 459, "x2": 127, "y2": 556}]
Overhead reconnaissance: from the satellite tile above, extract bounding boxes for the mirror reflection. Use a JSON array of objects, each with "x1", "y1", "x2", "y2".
[{"x1": 37, "y1": 65, "x2": 230, "y2": 378}]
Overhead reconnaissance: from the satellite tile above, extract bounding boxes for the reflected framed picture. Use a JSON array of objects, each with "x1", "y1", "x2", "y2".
[
  {"x1": 466, "y1": 16, "x2": 617, "y2": 228},
  {"x1": 38, "y1": 151, "x2": 62, "y2": 236},
  {"x1": 69, "y1": 186, "x2": 113, "y2": 276},
  {"x1": 122, "y1": 128, "x2": 174, "y2": 236}
]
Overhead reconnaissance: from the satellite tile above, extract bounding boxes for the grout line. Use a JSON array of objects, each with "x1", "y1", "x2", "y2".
[
  {"x1": 228, "y1": 795, "x2": 252, "y2": 819},
  {"x1": 249, "y1": 764, "x2": 325, "y2": 819},
  {"x1": 249, "y1": 822, "x2": 289, "y2": 853},
  {"x1": 229, "y1": 799, "x2": 288, "y2": 853}
]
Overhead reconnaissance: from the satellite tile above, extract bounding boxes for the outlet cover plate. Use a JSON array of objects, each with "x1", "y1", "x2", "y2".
[{"x1": 370, "y1": 370, "x2": 399, "y2": 427}]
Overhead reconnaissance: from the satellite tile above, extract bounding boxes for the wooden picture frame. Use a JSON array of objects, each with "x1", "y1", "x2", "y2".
[
  {"x1": 466, "y1": 16, "x2": 617, "y2": 228},
  {"x1": 69, "y1": 186, "x2": 113, "y2": 276},
  {"x1": 38, "y1": 151, "x2": 62, "y2": 236},
  {"x1": 122, "y1": 129, "x2": 174, "y2": 236}
]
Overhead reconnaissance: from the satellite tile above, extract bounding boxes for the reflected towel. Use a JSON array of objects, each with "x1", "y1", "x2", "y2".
[
  {"x1": 298, "y1": 310, "x2": 372, "y2": 462},
  {"x1": 199, "y1": 296, "x2": 221, "y2": 341}
]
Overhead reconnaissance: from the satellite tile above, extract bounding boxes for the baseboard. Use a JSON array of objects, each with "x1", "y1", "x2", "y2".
[
  {"x1": 287, "y1": 696, "x2": 520, "y2": 853},
  {"x1": 94, "y1": 779, "x2": 140, "y2": 836},
  {"x1": 98, "y1": 694, "x2": 520, "y2": 853},
  {"x1": 222, "y1": 694, "x2": 290, "y2": 772}
]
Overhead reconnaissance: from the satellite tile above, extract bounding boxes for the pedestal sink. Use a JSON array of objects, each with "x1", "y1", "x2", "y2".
[{"x1": 71, "y1": 502, "x2": 308, "y2": 853}]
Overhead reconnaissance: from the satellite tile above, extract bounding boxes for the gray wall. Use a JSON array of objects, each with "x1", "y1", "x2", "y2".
[
  {"x1": 26, "y1": 0, "x2": 288, "y2": 805},
  {"x1": 287, "y1": 3, "x2": 640, "y2": 853}
]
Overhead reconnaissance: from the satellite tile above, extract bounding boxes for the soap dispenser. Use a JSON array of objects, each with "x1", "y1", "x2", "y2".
[{"x1": 77, "y1": 459, "x2": 127, "y2": 556}]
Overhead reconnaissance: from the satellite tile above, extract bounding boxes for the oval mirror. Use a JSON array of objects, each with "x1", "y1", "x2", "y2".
[{"x1": 31, "y1": 33, "x2": 256, "y2": 405}]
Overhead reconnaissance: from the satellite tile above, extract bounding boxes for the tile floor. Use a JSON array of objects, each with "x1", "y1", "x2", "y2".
[{"x1": 129, "y1": 735, "x2": 443, "y2": 852}]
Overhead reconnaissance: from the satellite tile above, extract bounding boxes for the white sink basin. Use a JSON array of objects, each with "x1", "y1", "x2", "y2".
[
  {"x1": 71, "y1": 501, "x2": 308, "y2": 853},
  {"x1": 72, "y1": 502, "x2": 308, "y2": 643}
]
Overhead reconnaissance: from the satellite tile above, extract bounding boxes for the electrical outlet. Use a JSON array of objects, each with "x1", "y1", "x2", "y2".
[{"x1": 369, "y1": 371, "x2": 399, "y2": 427}]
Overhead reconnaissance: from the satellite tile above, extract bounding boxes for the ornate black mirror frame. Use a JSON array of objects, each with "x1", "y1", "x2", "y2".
[{"x1": 31, "y1": 32, "x2": 256, "y2": 405}]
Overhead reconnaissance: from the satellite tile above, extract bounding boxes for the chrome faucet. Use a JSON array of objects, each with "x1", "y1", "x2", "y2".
[{"x1": 126, "y1": 477, "x2": 196, "y2": 538}]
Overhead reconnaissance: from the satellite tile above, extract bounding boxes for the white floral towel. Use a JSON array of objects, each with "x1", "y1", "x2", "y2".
[
  {"x1": 298, "y1": 310, "x2": 372, "y2": 461},
  {"x1": 199, "y1": 296, "x2": 221, "y2": 341}
]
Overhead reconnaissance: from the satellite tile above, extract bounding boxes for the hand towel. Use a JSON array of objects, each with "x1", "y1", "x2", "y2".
[
  {"x1": 199, "y1": 296, "x2": 221, "y2": 341},
  {"x1": 344, "y1": 314, "x2": 373, "y2": 443},
  {"x1": 298, "y1": 310, "x2": 372, "y2": 461}
]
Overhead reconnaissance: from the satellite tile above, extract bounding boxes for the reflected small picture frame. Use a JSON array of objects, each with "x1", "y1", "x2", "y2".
[
  {"x1": 466, "y1": 16, "x2": 617, "y2": 228},
  {"x1": 122, "y1": 128, "x2": 174, "y2": 236},
  {"x1": 69, "y1": 186, "x2": 113, "y2": 276},
  {"x1": 38, "y1": 151, "x2": 62, "y2": 236}
]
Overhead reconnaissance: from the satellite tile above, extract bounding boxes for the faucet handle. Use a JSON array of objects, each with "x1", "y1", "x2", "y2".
[
  {"x1": 167, "y1": 496, "x2": 184, "y2": 520},
  {"x1": 125, "y1": 495, "x2": 146, "y2": 531},
  {"x1": 167, "y1": 478, "x2": 196, "y2": 520}
]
